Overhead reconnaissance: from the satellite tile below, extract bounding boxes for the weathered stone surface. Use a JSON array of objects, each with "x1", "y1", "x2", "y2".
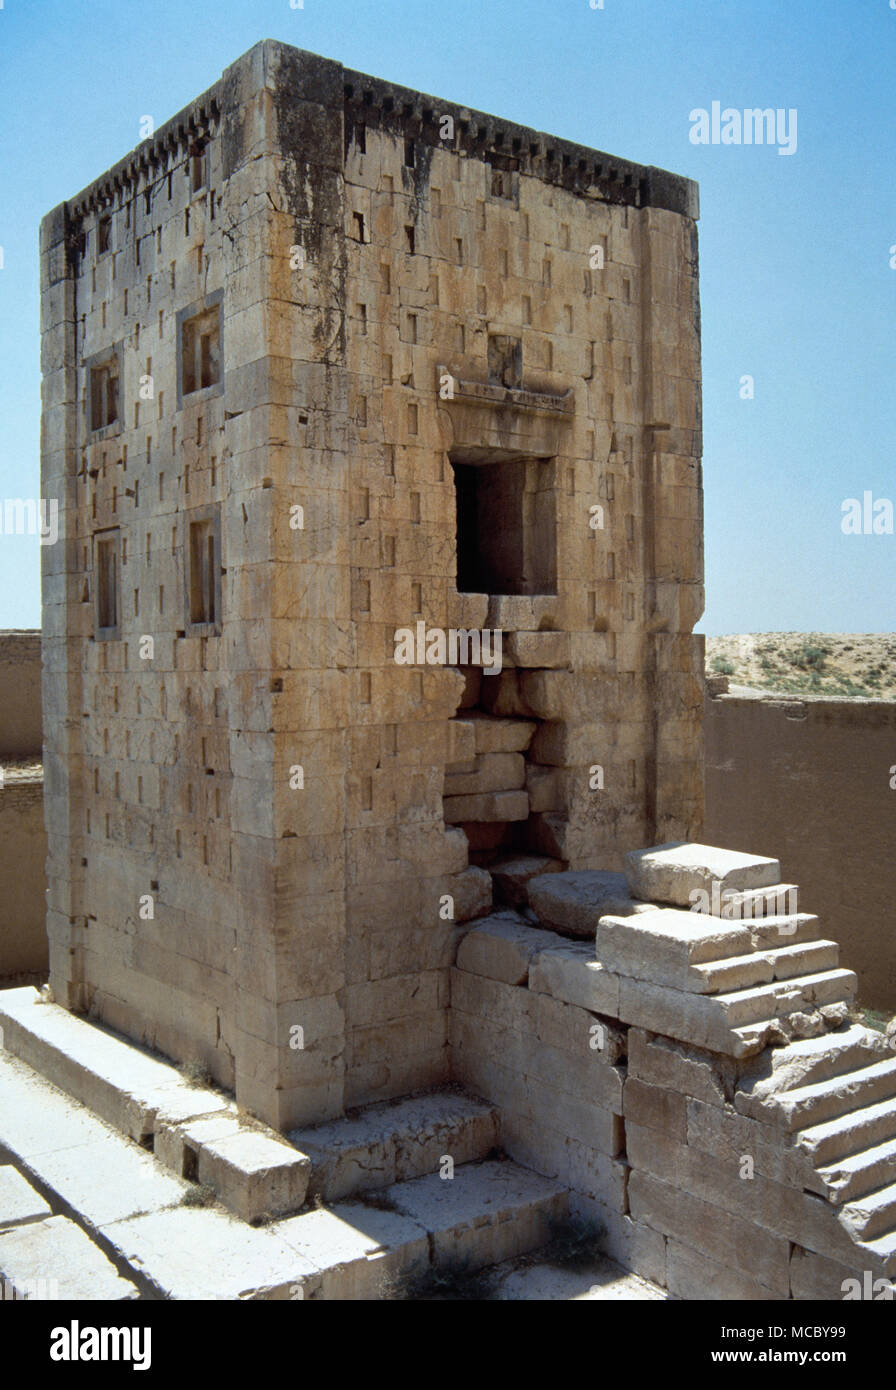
[
  {"x1": 596, "y1": 907, "x2": 753, "y2": 985},
  {"x1": 625, "y1": 842, "x2": 781, "y2": 907},
  {"x1": 505, "y1": 632, "x2": 571, "y2": 669},
  {"x1": 529, "y1": 871, "x2": 651, "y2": 939},
  {"x1": 489, "y1": 855, "x2": 565, "y2": 908},
  {"x1": 443, "y1": 752, "x2": 526, "y2": 797},
  {"x1": 101, "y1": 1205, "x2": 320, "y2": 1300},
  {"x1": 0, "y1": 1215, "x2": 139, "y2": 1300},
  {"x1": 276, "y1": 1203, "x2": 429, "y2": 1298},
  {"x1": 528, "y1": 943, "x2": 620, "y2": 1017},
  {"x1": 289, "y1": 1090, "x2": 499, "y2": 1201},
  {"x1": 666, "y1": 1238, "x2": 779, "y2": 1301},
  {"x1": 628, "y1": 1029, "x2": 731, "y2": 1105},
  {"x1": 443, "y1": 790, "x2": 529, "y2": 824},
  {"x1": 456, "y1": 913, "x2": 560, "y2": 985},
  {"x1": 0, "y1": 1166, "x2": 52, "y2": 1230},
  {"x1": 383, "y1": 1159, "x2": 568, "y2": 1271},
  {"x1": 462, "y1": 713, "x2": 537, "y2": 755},
  {"x1": 196, "y1": 1130, "x2": 311, "y2": 1222},
  {"x1": 628, "y1": 1170, "x2": 792, "y2": 1296}
]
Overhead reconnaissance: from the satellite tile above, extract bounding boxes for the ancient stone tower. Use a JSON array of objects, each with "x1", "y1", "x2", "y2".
[{"x1": 40, "y1": 40, "x2": 704, "y2": 1131}]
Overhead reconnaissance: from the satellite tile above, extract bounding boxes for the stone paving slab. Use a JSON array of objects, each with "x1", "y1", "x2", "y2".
[
  {"x1": 0, "y1": 1214, "x2": 138, "y2": 1300},
  {"x1": 0, "y1": 1164, "x2": 52, "y2": 1230}
]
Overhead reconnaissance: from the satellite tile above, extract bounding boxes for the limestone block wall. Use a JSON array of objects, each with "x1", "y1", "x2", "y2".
[
  {"x1": 0, "y1": 776, "x2": 48, "y2": 982},
  {"x1": 0, "y1": 632, "x2": 47, "y2": 981},
  {"x1": 0, "y1": 632, "x2": 42, "y2": 759},
  {"x1": 705, "y1": 691, "x2": 896, "y2": 1011},
  {"x1": 41, "y1": 40, "x2": 705, "y2": 1132}
]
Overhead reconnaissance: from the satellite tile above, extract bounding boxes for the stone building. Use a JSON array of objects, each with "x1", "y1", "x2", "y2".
[{"x1": 40, "y1": 40, "x2": 704, "y2": 1133}]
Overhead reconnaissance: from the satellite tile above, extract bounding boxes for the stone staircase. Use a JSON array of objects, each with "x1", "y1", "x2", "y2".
[
  {"x1": 0, "y1": 990, "x2": 572, "y2": 1299},
  {"x1": 452, "y1": 841, "x2": 896, "y2": 1298}
]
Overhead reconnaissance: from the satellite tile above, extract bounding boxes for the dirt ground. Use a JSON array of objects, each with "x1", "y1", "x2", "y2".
[{"x1": 705, "y1": 633, "x2": 896, "y2": 699}]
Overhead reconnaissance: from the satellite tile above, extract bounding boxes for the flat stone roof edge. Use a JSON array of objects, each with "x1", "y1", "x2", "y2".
[{"x1": 52, "y1": 39, "x2": 698, "y2": 223}]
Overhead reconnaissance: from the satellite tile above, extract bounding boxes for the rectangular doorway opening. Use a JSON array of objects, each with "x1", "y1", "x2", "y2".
[{"x1": 451, "y1": 449, "x2": 556, "y2": 596}]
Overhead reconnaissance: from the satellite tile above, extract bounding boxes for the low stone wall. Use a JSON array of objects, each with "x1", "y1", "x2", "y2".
[
  {"x1": 0, "y1": 630, "x2": 47, "y2": 982},
  {"x1": 705, "y1": 690, "x2": 896, "y2": 1012},
  {"x1": 0, "y1": 632, "x2": 42, "y2": 760},
  {"x1": 0, "y1": 774, "x2": 48, "y2": 982}
]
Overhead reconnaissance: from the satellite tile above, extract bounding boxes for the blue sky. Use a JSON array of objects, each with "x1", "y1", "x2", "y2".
[{"x1": 0, "y1": 0, "x2": 893, "y2": 635}]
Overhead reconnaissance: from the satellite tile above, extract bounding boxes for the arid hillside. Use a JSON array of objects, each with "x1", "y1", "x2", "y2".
[{"x1": 705, "y1": 633, "x2": 896, "y2": 699}]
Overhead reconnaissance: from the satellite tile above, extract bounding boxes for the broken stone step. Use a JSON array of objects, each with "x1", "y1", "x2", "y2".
[
  {"x1": 839, "y1": 1179, "x2": 896, "y2": 1244},
  {"x1": 817, "y1": 1137, "x2": 896, "y2": 1205},
  {"x1": 443, "y1": 789, "x2": 529, "y2": 823},
  {"x1": 0, "y1": 986, "x2": 232, "y2": 1142},
  {"x1": 488, "y1": 855, "x2": 565, "y2": 909},
  {"x1": 530, "y1": 870, "x2": 653, "y2": 939},
  {"x1": 738, "y1": 1057, "x2": 896, "y2": 1132},
  {"x1": 795, "y1": 1098, "x2": 896, "y2": 1168},
  {"x1": 739, "y1": 1024, "x2": 890, "y2": 1099},
  {"x1": 716, "y1": 970, "x2": 857, "y2": 1029},
  {"x1": 625, "y1": 842, "x2": 781, "y2": 908},
  {"x1": 690, "y1": 941, "x2": 840, "y2": 996},
  {"x1": 288, "y1": 1090, "x2": 500, "y2": 1202},
  {"x1": 0, "y1": 1165, "x2": 52, "y2": 1230},
  {"x1": 381, "y1": 1157, "x2": 569, "y2": 1272},
  {"x1": 0, "y1": 1215, "x2": 139, "y2": 1300},
  {"x1": 617, "y1": 970, "x2": 855, "y2": 1058},
  {"x1": 597, "y1": 907, "x2": 754, "y2": 981}
]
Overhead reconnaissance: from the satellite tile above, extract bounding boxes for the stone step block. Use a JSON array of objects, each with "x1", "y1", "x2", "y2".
[
  {"x1": 100, "y1": 1205, "x2": 320, "y2": 1300},
  {"x1": 710, "y1": 884, "x2": 801, "y2": 920},
  {"x1": 796, "y1": 1098, "x2": 896, "y2": 1168},
  {"x1": 443, "y1": 789, "x2": 529, "y2": 824},
  {"x1": 596, "y1": 907, "x2": 754, "y2": 985},
  {"x1": 839, "y1": 1180, "x2": 896, "y2": 1244},
  {"x1": 0, "y1": 987, "x2": 232, "y2": 1143},
  {"x1": 456, "y1": 913, "x2": 561, "y2": 986},
  {"x1": 743, "y1": 914, "x2": 822, "y2": 949},
  {"x1": 625, "y1": 841, "x2": 781, "y2": 908},
  {"x1": 0, "y1": 1214, "x2": 139, "y2": 1300},
  {"x1": 689, "y1": 940, "x2": 840, "y2": 996},
  {"x1": 463, "y1": 712, "x2": 537, "y2": 754},
  {"x1": 0, "y1": 1165, "x2": 52, "y2": 1230},
  {"x1": 382, "y1": 1158, "x2": 569, "y2": 1272},
  {"x1": 738, "y1": 1057, "x2": 896, "y2": 1133},
  {"x1": 618, "y1": 971, "x2": 856, "y2": 1057},
  {"x1": 817, "y1": 1138, "x2": 896, "y2": 1205},
  {"x1": 288, "y1": 1090, "x2": 500, "y2": 1202},
  {"x1": 489, "y1": 855, "x2": 565, "y2": 908},
  {"x1": 530, "y1": 870, "x2": 653, "y2": 939},
  {"x1": 275, "y1": 1202, "x2": 429, "y2": 1298},
  {"x1": 196, "y1": 1129, "x2": 311, "y2": 1223},
  {"x1": 443, "y1": 752, "x2": 525, "y2": 797}
]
